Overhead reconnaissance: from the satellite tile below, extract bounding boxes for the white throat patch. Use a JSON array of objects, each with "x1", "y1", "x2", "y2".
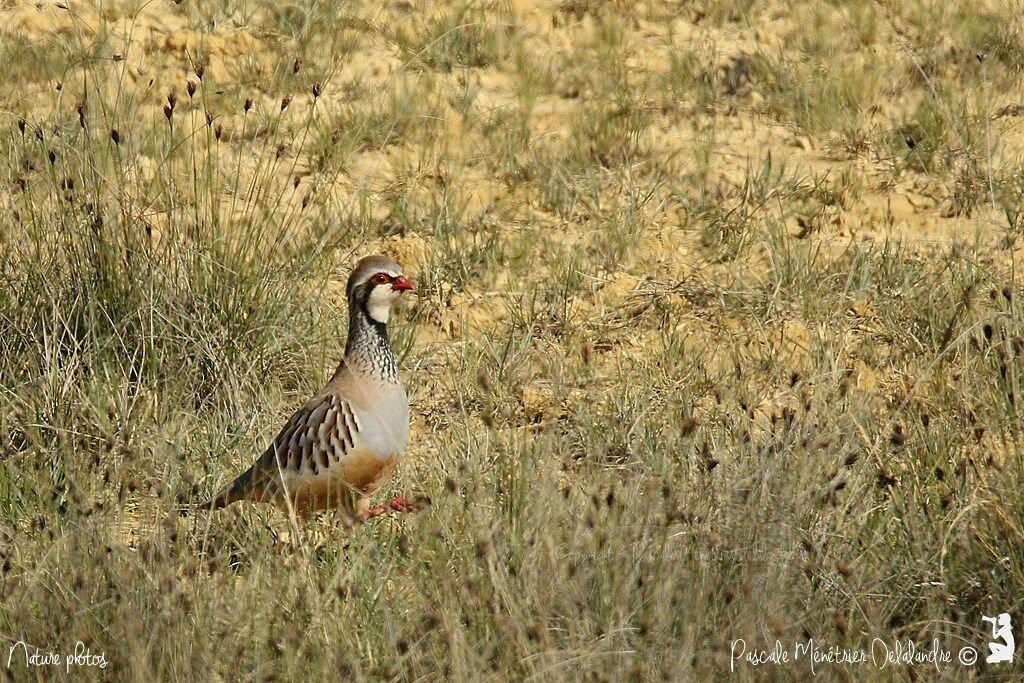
[{"x1": 365, "y1": 282, "x2": 400, "y2": 323}]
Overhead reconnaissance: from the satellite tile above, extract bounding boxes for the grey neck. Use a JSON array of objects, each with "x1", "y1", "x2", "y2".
[{"x1": 341, "y1": 309, "x2": 399, "y2": 383}]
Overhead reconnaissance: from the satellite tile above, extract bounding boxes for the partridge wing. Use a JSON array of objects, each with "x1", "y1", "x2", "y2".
[{"x1": 204, "y1": 392, "x2": 361, "y2": 508}]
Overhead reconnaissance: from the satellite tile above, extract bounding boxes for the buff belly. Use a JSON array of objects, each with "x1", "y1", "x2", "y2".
[{"x1": 268, "y1": 452, "x2": 398, "y2": 515}]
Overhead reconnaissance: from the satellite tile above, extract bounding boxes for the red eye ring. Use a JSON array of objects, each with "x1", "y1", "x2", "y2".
[{"x1": 371, "y1": 272, "x2": 390, "y2": 285}]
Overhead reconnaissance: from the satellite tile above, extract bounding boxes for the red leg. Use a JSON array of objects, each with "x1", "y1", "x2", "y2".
[
  {"x1": 386, "y1": 496, "x2": 425, "y2": 512},
  {"x1": 359, "y1": 496, "x2": 429, "y2": 522},
  {"x1": 359, "y1": 504, "x2": 389, "y2": 522}
]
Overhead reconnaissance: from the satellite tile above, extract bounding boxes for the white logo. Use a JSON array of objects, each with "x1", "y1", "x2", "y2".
[{"x1": 982, "y1": 614, "x2": 1014, "y2": 664}]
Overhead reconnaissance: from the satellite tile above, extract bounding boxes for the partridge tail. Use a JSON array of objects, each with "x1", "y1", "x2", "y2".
[
  {"x1": 195, "y1": 465, "x2": 261, "y2": 513},
  {"x1": 192, "y1": 446, "x2": 282, "y2": 513},
  {"x1": 195, "y1": 488, "x2": 239, "y2": 512}
]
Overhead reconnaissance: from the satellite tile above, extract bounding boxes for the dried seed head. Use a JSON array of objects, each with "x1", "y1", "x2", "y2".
[
  {"x1": 17, "y1": 119, "x2": 25, "y2": 135},
  {"x1": 312, "y1": 83, "x2": 322, "y2": 99},
  {"x1": 110, "y1": 129, "x2": 121, "y2": 145},
  {"x1": 167, "y1": 91, "x2": 177, "y2": 110},
  {"x1": 76, "y1": 101, "x2": 86, "y2": 128},
  {"x1": 280, "y1": 95, "x2": 292, "y2": 111},
  {"x1": 275, "y1": 143, "x2": 286, "y2": 159},
  {"x1": 186, "y1": 80, "x2": 197, "y2": 98},
  {"x1": 889, "y1": 424, "x2": 906, "y2": 446},
  {"x1": 293, "y1": 58, "x2": 302, "y2": 74},
  {"x1": 163, "y1": 103, "x2": 173, "y2": 120},
  {"x1": 205, "y1": 112, "x2": 213, "y2": 127},
  {"x1": 195, "y1": 62, "x2": 205, "y2": 79},
  {"x1": 681, "y1": 417, "x2": 698, "y2": 436},
  {"x1": 48, "y1": 150, "x2": 57, "y2": 165},
  {"x1": 244, "y1": 97, "x2": 253, "y2": 113},
  {"x1": 293, "y1": 175, "x2": 300, "y2": 189},
  {"x1": 876, "y1": 469, "x2": 897, "y2": 489},
  {"x1": 215, "y1": 124, "x2": 223, "y2": 140}
]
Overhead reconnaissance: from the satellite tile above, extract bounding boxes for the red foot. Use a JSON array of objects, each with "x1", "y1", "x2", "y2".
[
  {"x1": 360, "y1": 506, "x2": 387, "y2": 521},
  {"x1": 360, "y1": 496, "x2": 429, "y2": 522},
  {"x1": 386, "y1": 496, "x2": 425, "y2": 513}
]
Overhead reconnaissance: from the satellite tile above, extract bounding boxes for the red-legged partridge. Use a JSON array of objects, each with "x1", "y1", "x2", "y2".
[{"x1": 202, "y1": 255, "x2": 419, "y2": 521}]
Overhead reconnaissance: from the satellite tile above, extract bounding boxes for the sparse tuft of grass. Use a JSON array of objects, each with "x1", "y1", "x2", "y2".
[{"x1": 394, "y1": 3, "x2": 518, "y2": 73}]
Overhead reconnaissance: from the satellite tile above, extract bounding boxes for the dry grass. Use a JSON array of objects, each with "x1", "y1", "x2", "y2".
[{"x1": 1, "y1": 0, "x2": 1023, "y2": 680}]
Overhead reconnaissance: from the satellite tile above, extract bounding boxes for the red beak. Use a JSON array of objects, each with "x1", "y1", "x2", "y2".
[{"x1": 391, "y1": 275, "x2": 415, "y2": 292}]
